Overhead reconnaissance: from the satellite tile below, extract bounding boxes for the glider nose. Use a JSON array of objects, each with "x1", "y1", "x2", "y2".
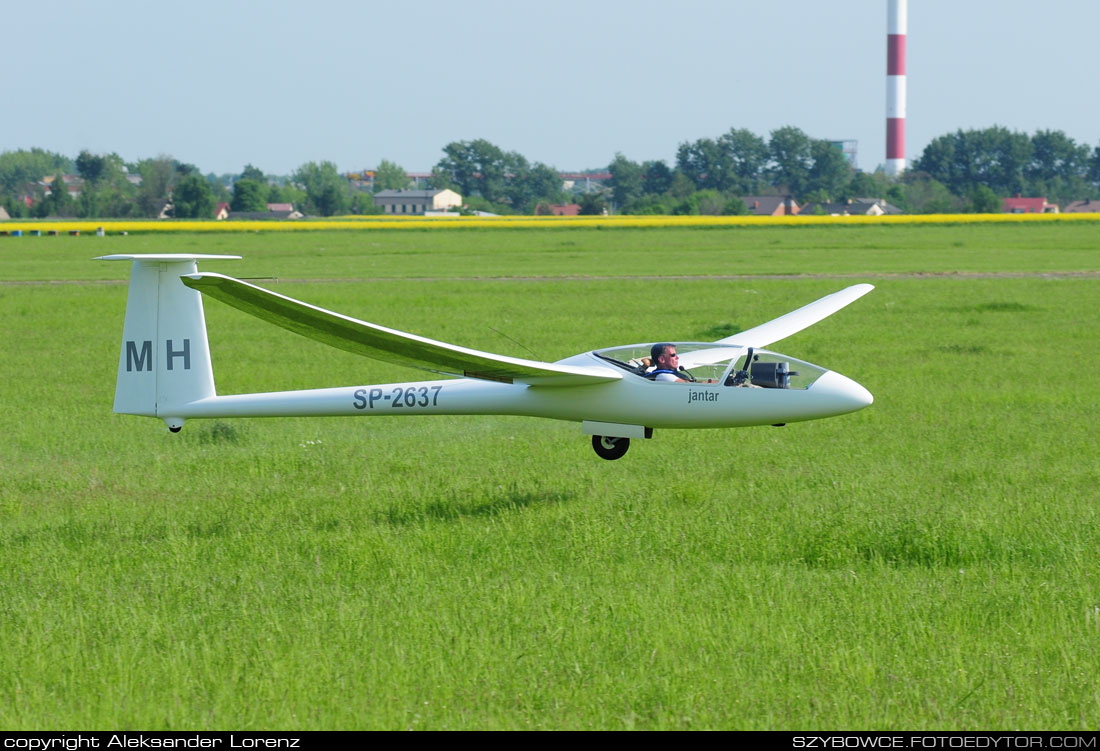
[{"x1": 811, "y1": 370, "x2": 874, "y2": 415}]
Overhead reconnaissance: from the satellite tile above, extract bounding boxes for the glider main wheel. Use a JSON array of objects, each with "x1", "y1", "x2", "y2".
[{"x1": 592, "y1": 435, "x2": 630, "y2": 460}]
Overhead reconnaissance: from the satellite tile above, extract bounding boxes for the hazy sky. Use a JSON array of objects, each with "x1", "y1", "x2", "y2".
[{"x1": 5, "y1": 0, "x2": 1098, "y2": 176}]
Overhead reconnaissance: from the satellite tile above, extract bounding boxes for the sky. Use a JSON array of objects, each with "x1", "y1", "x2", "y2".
[{"x1": 5, "y1": 0, "x2": 1098, "y2": 177}]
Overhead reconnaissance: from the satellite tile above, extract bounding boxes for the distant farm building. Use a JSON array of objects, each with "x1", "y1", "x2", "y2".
[
  {"x1": 41, "y1": 174, "x2": 84, "y2": 199},
  {"x1": 741, "y1": 196, "x2": 800, "y2": 216},
  {"x1": 1002, "y1": 195, "x2": 1058, "y2": 214},
  {"x1": 537, "y1": 203, "x2": 580, "y2": 216},
  {"x1": 373, "y1": 189, "x2": 461, "y2": 215},
  {"x1": 1063, "y1": 199, "x2": 1100, "y2": 213},
  {"x1": 559, "y1": 173, "x2": 610, "y2": 193},
  {"x1": 227, "y1": 208, "x2": 303, "y2": 221},
  {"x1": 799, "y1": 198, "x2": 902, "y2": 216}
]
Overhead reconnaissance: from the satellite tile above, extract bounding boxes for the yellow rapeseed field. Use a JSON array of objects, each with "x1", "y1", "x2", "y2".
[{"x1": 2, "y1": 212, "x2": 1098, "y2": 234}]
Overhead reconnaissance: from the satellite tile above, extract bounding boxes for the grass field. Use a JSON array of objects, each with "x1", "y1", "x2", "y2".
[{"x1": 2, "y1": 223, "x2": 1099, "y2": 729}]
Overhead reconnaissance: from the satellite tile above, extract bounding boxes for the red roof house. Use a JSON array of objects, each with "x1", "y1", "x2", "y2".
[{"x1": 1002, "y1": 195, "x2": 1058, "y2": 213}]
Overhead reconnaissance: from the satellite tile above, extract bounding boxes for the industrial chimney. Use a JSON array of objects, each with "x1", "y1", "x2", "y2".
[{"x1": 886, "y1": 0, "x2": 907, "y2": 176}]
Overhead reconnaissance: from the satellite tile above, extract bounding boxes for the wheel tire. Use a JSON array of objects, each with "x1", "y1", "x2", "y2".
[{"x1": 592, "y1": 435, "x2": 630, "y2": 460}]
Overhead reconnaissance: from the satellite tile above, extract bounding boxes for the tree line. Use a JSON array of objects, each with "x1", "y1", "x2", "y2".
[
  {"x1": 0, "y1": 150, "x2": 359, "y2": 219},
  {"x1": 3, "y1": 125, "x2": 1098, "y2": 219},
  {"x1": 602, "y1": 126, "x2": 1100, "y2": 215}
]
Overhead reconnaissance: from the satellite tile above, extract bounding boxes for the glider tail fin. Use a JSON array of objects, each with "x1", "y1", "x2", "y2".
[{"x1": 98, "y1": 254, "x2": 240, "y2": 428}]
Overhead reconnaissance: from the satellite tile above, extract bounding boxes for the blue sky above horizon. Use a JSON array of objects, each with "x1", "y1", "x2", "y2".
[{"x1": 5, "y1": 0, "x2": 1097, "y2": 176}]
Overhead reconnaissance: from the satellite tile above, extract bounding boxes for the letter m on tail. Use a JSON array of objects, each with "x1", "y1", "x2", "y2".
[{"x1": 126, "y1": 340, "x2": 153, "y2": 372}]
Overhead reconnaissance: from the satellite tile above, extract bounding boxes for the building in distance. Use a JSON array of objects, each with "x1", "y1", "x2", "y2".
[
  {"x1": 373, "y1": 189, "x2": 462, "y2": 215},
  {"x1": 741, "y1": 196, "x2": 800, "y2": 216},
  {"x1": 1002, "y1": 195, "x2": 1058, "y2": 214},
  {"x1": 799, "y1": 198, "x2": 903, "y2": 216},
  {"x1": 1062, "y1": 199, "x2": 1100, "y2": 214}
]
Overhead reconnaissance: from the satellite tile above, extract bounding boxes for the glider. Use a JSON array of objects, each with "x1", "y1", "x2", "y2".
[{"x1": 99, "y1": 254, "x2": 873, "y2": 460}]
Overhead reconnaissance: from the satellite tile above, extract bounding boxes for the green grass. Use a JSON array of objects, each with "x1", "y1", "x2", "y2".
[
  {"x1": 1, "y1": 224, "x2": 1099, "y2": 729},
  {"x1": 4, "y1": 221, "x2": 1100, "y2": 282}
]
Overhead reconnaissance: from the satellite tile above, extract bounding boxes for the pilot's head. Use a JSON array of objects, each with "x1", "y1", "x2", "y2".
[{"x1": 651, "y1": 343, "x2": 678, "y2": 370}]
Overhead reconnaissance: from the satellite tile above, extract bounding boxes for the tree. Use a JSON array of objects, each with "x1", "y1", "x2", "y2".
[
  {"x1": 205, "y1": 173, "x2": 232, "y2": 203},
  {"x1": 607, "y1": 153, "x2": 643, "y2": 209},
  {"x1": 641, "y1": 160, "x2": 673, "y2": 195},
  {"x1": 667, "y1": 169, "x2": 697, "y2": 199},
  {"x1": 173, "y1": 174, "x2": 216, "y2": 218},
  {"x1": 435, "y1": 139, "x2": 507, "y2": 203},
  {"x1": 768, "y1": 126, "x2": 812, "y2": 196},
  {"x1": 694, "y1": 189, "x2": 726, "y2": 215},
  {"x1": 2, "y1": 196, "x2": 27, "y2": 218},
  {"x1": 231, "y1": 178, "x2": 269, "y2": 212},
  {"x1": 676, "y1": 137, "x2": 733, "y2": 191},
  {"x1": 622, "y1": 194, "x2": 673, "y2": 215},
  {"x1": 843, "y1": 171, "x2": 883, "y2": 201},
  {"x1": 71, "y1": 152, "x2": 134, "y2": 218},
  {"x1": 46, "y1": 173, "x2": 75, "y2": 217},
  {"x1": 76, "y1": 150, "x2": 107, "y2": 183},
  {"x1": 805, "y1": 139, "x2": 852, "y2": 199},
  {"x1": 240, "y1": 164, "x2": 265, "y2": 182},
  {"x1": 292, "y1": 161, "x2": 349, "y2": 216},
  {"x1": 505, "y1": 160, "x2": 563, "y2": 213},
  {"x1": 1024, "y1": 130, "x2": 1095, "y2": 206},
  {"x1": 967, "y1": 184, "x2": 1000, "y2": 213},
  {"x1": 723, "y1": 195, "x2": 751, "y2": 215},
  {"x1": 898, "y1": 172, "x2": 959, "y2": 213},
  {"x1": 718, "y1": 128, "x2": 769, "y2": 193},
  {"x1": 577, "y1": 191, "x2": 607, "y2": 215},
  {"x1": 268, "y1": 181, "x2": 304, "y2": 207},
  {"x1": 373, "y1": 160, "x2": 409, "y2": 192},
  {"x1": 913, "y1": 127, "x2": 1030, "y2": 197},
  {"x1": 1089, "y1": 145, "x2": 1100, "y2": 189},
  {"x1": 1027, "y1": 130, "x2": 1089, "y2": 182},
  {"x1": 135, "y1": 156, "x2": 176, "y2": 217},
  {"x1": 0, "y1": 148, "x2": 73, "y2": 197}
]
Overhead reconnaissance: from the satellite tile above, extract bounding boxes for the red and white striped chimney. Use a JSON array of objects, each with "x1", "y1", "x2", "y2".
[{"x1": 886, "y1": 0, "x2": 907, "y2": 176}]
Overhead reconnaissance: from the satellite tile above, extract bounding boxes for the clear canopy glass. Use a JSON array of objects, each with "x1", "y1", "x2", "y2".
[{"x1": 592, "y1": 342, "x2": 828, "y2": 389}]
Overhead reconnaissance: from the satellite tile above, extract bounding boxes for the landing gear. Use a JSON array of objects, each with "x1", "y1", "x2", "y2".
[{"x1": 592, "y1": 435, "x2": 630, "y2": 460}]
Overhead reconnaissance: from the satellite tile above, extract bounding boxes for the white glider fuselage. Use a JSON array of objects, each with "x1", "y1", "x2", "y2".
[{"x1": 162, "y1": 352, "x2": 871, "y2": 430}]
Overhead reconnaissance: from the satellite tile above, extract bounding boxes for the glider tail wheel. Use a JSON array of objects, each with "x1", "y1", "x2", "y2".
[{"x1": 592, "y1": 435, "x2": 630, "y2": 460}]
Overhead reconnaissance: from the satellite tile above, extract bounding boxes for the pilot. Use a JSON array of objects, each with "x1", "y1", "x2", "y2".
[{"x1": 646, "y1": 343, "x2": 687, "y2": 382}]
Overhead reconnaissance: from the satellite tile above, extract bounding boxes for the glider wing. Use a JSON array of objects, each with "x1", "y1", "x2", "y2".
[
  {"x1": 181, "y1": 273, "x2": 621, "y2": 386},
  {"x1": 717, "y1": 284, "x2": 874, "y2": 348}
]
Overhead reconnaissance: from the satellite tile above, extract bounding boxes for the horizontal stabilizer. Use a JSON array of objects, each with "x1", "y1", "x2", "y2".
[
  {"x1": 181, "y1": 273, "x2": 621, "y2": 386},
  {"x1": 97, "y1": 254, "x2": 243, "y2": 263}
]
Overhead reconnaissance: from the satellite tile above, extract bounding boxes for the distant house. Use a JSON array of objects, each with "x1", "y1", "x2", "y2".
[
  {"x1": 266, "y1": 203, "x2": 294, "y2": 213},
  {"x1": 741, "y1": 195, "x2": 800, "y2": 216},
  {"x1": 538, "y1": 203, "x2": 580, "y2": 216},
  {"x1": 559, "y1": 173, "x2": 610, "y2": 193},
  {"x1": 214, "y1": 202, "x2": 230, "y2": 220},
  {"x1": 800, "y1": 198, "x2": 902, "y2": 216},
  {"x1": 0, "y1": 206, "x2": 10, "y2": 221},
  {"x1": 1003, "y1": 195, "x2": 1058, "y2": 213},
  {"x1": 1063, "y1": 199, "x2": 1100, "y2": 213},
  {"x1": 41, "y1": 174, "x2": 84, "y2": 199},
  {"x1": 373, "y1": 189, "x2": 462, "y2": 215},
  {"x1": 227, "y1": 209, "x2": 302, "y2": 221}
]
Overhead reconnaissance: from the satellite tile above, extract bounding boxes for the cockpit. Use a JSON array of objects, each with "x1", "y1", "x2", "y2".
[{"x1": 592, "y1": 342, "x2": 828, "y2": 389}]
